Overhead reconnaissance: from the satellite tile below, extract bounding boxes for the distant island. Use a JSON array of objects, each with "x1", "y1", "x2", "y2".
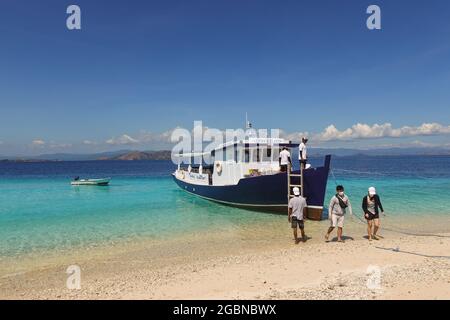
[
  {"x1": 98, "y1": 151, "x2": 172, "y2": 161},
  {"x1": 0, "y1": 159, "x2": 57, "y2": 163},
  {"x1": 0, "y1": 150, "x2": 172, "y2": 162},
  {"x1": 1, "y1": 147, "x2": 450, "y2": 162}
]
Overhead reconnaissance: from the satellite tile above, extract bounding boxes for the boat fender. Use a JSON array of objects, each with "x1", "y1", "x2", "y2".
[
  {"x1": 188, "y1": 165, "x2": 192, "y2": 173},
  {"x1": 215, "y1": 162, "x2": 223, "y2": 175}
]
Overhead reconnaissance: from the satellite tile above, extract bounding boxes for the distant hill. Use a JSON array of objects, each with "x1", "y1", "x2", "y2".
[
  {"x1": 0, "y1": 158, "x2": 56, "y2": 163},
  {"x1": 100, "y1": 150, "x2": 172, "y2": 161},
  {"x1": 0, "y1": 150, "x2": 171, "y2": 162},
  {"x1": 33, "y1": 150, "x2": 131, "y2": 161},
  {"x1": 2, "y1": 146, "x2": 450, "y2": 162}
]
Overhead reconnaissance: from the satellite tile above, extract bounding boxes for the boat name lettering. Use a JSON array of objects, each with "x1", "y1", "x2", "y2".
[{"x1": 188, "y1": 173, "x2": 207, "y2": 180}]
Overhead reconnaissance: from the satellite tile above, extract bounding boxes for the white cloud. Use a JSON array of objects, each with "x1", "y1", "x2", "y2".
[
  {"x1": 16, "y1": 122, "x2": 450, "y2": 154},
  {"x1": 409, "y1": 140, "x2": 439, "y2": 147},
  {"x1": 49, "y1": 143, "x2": 72, "y2": 149},
  {"x1": 279, "y1": 129, "x2": 310, "y2": 142},
  {"x1": 106, "y1": 134, "x2": 139, "y2": 145},
  {"x1": 136, "y1": 129, "x2": 176, "y2": 144},
  {"x1": 31, "y1": 139, "x2": 46, "y2": 146},
  {"x1": 103, "y1": 129, "x2": 177, "y2": 146},
  {"x1": 309, "y1": 122, "x2": 450, "y2": 142},
  {"x1": 30, "y1": 139, "x2": 72, "y2": 149},
  {"x1": 125, "y1": 122, "x2": 450, "y2": 147}
]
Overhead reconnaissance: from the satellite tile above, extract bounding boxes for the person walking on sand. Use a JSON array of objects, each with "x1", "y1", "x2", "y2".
[
  {"x1": 362, "y1": 187, "x2": 385, "y2": 241},
  {"x1": 288, "y1": 187, "x2": 307, "y2": 244},
  {"x1": 325, "y1": 185, "x2": 353, "y2": 242}
]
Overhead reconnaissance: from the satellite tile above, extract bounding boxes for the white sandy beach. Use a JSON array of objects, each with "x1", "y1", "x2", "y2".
[{"x1": 1, "y1": 217, "x2": 449, "y2": 300}]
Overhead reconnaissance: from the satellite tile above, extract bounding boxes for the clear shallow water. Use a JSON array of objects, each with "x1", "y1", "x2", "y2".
[
  {"x1": 0, "y1": 157, "x2": 449, "y2": 257},
  {"x1": 322, "y1": 156, "x2": 450, "y2": 217}
]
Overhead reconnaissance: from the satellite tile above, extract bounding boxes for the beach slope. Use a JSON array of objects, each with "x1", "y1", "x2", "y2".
[{"x1": 1, "y1": 232, "x2": 449, "y2": 300}]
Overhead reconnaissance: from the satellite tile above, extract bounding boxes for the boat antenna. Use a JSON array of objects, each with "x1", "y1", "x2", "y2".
[{"x1": 245, "y1": 112, "x2": 252, "y2": 129}]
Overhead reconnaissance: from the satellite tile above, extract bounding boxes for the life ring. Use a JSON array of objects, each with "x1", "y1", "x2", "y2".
[{"x1": 215, "y1": 162, "x2": 223, "y2": 175}]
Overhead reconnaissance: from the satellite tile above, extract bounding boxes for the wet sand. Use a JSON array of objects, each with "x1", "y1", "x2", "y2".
[{"x1": 1, "y1": 215, "x2": 449, "y2": 300}]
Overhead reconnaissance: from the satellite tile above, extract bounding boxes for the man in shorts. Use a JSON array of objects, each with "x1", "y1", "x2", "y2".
[
  {"x1": 325, "y1": 185, "x2": 353, "y2": 242},
  {"x1": 299, "y1": 137, "x2": 308, "y2": 170},
  {"x1": 288, "y1": 187, "x2": 307, "y2": 244},
  {"x1": 279, "y1": 147, "x2": 292, "y2": 172}
]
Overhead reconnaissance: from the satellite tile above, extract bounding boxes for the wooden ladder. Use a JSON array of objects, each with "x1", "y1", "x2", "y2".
[{"x1": 287, "y1": 164, "x2": 304, "y2": 204}]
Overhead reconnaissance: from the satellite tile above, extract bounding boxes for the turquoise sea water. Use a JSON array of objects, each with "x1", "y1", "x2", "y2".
[{"x1": 0, "y1": 156, "x2": 449, "y2": 258}]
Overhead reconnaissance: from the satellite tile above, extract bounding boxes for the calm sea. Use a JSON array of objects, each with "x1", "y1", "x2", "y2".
[{"x1": 1, "y1": 156, "x2": 449, "y2": 257}]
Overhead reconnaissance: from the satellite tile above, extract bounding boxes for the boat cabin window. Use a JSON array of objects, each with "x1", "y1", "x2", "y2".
[
  {"x1": 215, "y1": 149, "x2": 223, "y2": 162},
  {"x1": 248, "y1": 147, "x2": 259, "y2": 162},
  {"x1": 244, "y1": 148, "x2": 250, "y2": 163},
  {"x1": 259, "y1": 147, "x2": 272, "y2": 162},
  {"x1": 240, "y1": 145, "x2": 271, "y2": 163},
  {"x1": 267, "y1": 147, "x2": 272, "y2": 158},
  {"x1": 272, "y1": 147, "x2": 281, "y2": 162},
  {"x1": 225, "y1": 146, "x2": 234, "y2": 162}
]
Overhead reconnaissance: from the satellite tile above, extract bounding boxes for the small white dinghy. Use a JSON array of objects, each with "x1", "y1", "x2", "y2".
[{"x1": 71, "y1": 178, "x2": 111, "y2": 186}]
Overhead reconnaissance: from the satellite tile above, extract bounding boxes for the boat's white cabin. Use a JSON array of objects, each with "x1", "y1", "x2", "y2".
[{"x1": 174, "y1": 137, "x2": 299, "y2": 186}]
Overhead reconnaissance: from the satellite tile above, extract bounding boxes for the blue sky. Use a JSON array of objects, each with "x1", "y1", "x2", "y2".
[{"x1": 1, "y1": 0, "x2": 450, "y2": 155}]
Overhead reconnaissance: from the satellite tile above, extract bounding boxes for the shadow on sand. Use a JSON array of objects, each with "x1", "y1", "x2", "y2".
[{"x1": 326, "y1": 235, "x2": 355, "y2": 242}]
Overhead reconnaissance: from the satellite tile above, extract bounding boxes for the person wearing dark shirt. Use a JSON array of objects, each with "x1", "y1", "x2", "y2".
[{"x1": 362, "y1": 187, "x2": 385, "y2": 241}]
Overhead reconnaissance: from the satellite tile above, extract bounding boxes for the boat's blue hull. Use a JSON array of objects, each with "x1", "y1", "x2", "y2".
[{"x1": 173, "y1": 155, "x2": 331, "y2": 213}]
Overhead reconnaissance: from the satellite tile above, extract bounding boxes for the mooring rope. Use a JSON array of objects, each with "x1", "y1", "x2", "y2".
[
  {"x1": 374, "y1": 246, "x2": 450, "y2": 259},
  {"x1": 331, "y1": 168, "x2": 386, "y2": 176},
  {"x1": 329, "y1": 167, "x2": 339, "y2": 187}
]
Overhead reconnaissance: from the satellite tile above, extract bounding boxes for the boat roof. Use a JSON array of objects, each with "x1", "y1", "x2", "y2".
[
  {"x1": 217, "y1": 137, "x2": 298, "y2": 148},
  {"x1": 174, "y1": 138, "x2": 299, "y2": 157}
]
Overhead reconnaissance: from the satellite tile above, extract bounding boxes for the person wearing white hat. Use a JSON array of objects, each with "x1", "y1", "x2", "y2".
[
  {"x1": 362, "y1": 186, "x2": 385, "y2": 241},
  {"x1": 288, "y1": 186, "x2": 307, "y2": 244}
]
